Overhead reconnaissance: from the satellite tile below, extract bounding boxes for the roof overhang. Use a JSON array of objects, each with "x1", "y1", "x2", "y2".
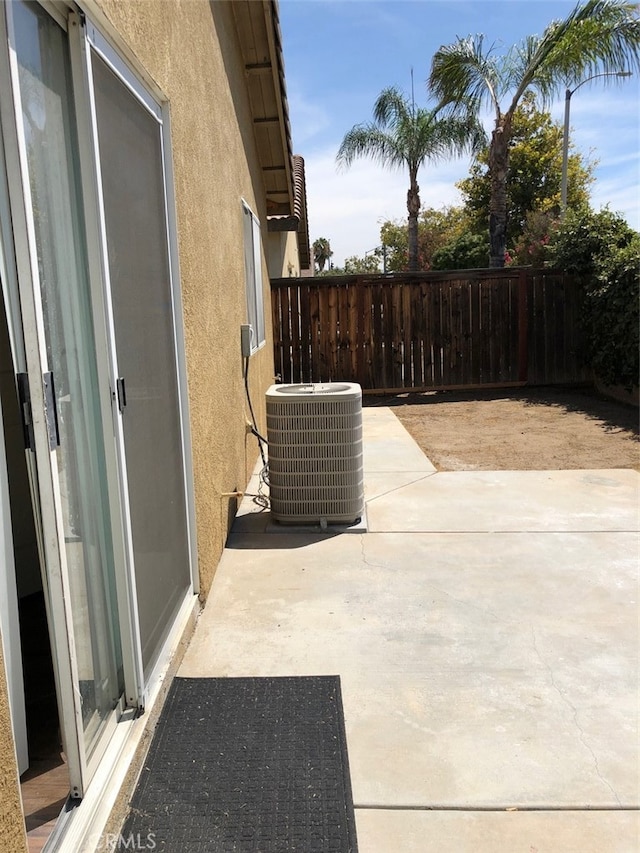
[{"x1": 232, "y1": 0, "x2": 294, "y2": 218}]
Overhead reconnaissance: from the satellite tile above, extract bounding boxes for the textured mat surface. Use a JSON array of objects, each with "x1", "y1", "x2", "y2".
[{"x1": 122, "y1": 676, "x2": 358, "y2": 852}]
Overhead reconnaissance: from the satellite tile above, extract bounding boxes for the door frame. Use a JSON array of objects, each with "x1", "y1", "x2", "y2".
[{"x1": 0, "y1": 371, "x2": 28, "y2": 776}]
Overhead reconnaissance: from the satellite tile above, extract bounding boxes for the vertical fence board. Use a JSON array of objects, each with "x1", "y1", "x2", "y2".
[
  {"x1": 431, "y1": 280, "x2": 443, "y2": 386},
  {"x1": 389, "y1": 283, "x2": 402, "y2": 388},
  {"x1": 532, "y1": 274, "x2": 546, "y2": 384},
  {"x1": 518, "y1": 271, "x2": 528, "y2": 383},
  {"x1": 358, "y1": 282, "x2": 371, "y2": 386},
  {"x1": 412, "y1": 281, "x2": 426, "y2": 386},
  {"x1": 450, "y1": 280, "x2": 461, "y2": 385},
  {"x1": 491, "y1": 277, "x2": 503, "y2": 382},
  {"x1": 468, "y1": 279, "x2": 480, "y2": 385},
  {"x1": 379, "y1": 282, "x2": 389, "y2": 387},
  {"x1": 309, "y1": 284, "x2": 321, "y2": 381},
  {"x1": 271, "y1": 286, "x2": 283, "y2": 381},
  {"x1": 346, "y1": 282, "x2": 358, "y2": 381},
  {"x1": 370, "y1": 283, "x2": 378, "y2": 386},
  {"x1": 299, "y1": 283, "x2": 311, "y2": 382},
  {"x1": 279, "y1": 284, "x2": 291, "y2": 382},
  {"x1": 289, "y1": 284, "x2": 301, "y2": 383}
]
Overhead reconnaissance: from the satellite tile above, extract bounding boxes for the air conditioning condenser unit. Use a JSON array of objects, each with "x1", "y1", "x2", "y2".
[{"x1": 265, "y1": 382, "x2": 364, "y2": 525}]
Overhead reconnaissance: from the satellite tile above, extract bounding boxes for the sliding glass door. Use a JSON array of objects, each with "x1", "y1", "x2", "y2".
[{"x1": 6, "y1": 0, "x2": 125, "y2": 782}]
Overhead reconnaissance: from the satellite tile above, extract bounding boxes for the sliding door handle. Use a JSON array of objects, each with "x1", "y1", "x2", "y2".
[
  {"x1": 116, "y1": 377, "x2": 127, "y2": 413},
  {"x1": 43, "y1": 372, "x2": 60, "y2": 450},
  {"x1": 16, "y1": 373, "x2": 35, "y2": 451}
]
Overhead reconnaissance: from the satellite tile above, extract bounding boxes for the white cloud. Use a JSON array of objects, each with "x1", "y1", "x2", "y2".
[
  {"x1": 287, "y1": 87, "x2": 332, "y2": 147},
  {"x1": 591, "y1": 178, "x2": 640, "y2": 229},
  {"x1": 304, "y1": 149, "x2": 472, "y2": 266}
]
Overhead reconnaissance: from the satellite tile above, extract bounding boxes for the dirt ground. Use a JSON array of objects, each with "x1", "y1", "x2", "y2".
[{"x1": 365, "y1": 386, "x2": 640, "y2": 472}]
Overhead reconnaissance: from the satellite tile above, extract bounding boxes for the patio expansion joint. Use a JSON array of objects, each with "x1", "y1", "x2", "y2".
[
  {"x1": 364, "y1": 470, "x2": 437, "y2": 504},
  {"x1": 360, "y1": 527, "x2": 640, "y2": 535},
  {"x1": 529, "y1": 624, "x2": 623, "y2": 807},
  {"x1": 353, "y1": 804, "x2": 640, "y2": 812}
]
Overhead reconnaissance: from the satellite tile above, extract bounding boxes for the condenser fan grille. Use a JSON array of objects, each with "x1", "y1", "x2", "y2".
[{"x1": 266, "y1": 383, "x2": 364, "y2": 524}]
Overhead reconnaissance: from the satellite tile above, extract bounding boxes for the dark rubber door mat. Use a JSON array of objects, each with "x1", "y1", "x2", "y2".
[{"x1": 122, "y1": 676, "x2": 358, "y2": 852}]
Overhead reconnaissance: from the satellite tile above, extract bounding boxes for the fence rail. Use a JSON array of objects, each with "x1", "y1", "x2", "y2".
[{"x1": 270, "y1": 269, "x2": 589, "y2": 392}]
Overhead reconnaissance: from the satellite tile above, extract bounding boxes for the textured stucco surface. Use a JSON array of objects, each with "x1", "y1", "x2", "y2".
[
  {"x1": 0, "y1": 640, "x2": 27, "y2": 853},
  {"x1": 92, "y1": 0, "x2": 280, "y2": 597}
]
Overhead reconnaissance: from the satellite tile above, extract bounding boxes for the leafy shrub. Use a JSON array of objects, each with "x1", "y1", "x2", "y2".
[
  {"x1": 431, "y1": 232, "x2": 489, "y2": 270},
  {"x1": 546, "y1": 209, "x2": 639, "y2": 390}
]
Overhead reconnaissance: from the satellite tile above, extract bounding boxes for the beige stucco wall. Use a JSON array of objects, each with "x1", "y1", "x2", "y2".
[
  {"x1": 90, "y1": 0, "x2": 281, "y2": 597},
  {"x1": 0, "y1": 638, "x2": 27, "y2": 853},
  {"x1": 267, "y1": 230, "x2": 304, "y2": 279}
]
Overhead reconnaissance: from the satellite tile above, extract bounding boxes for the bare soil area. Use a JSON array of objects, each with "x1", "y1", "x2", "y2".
[{"x1": 365, "y1": 386, "x2": 639, "y2": 472}]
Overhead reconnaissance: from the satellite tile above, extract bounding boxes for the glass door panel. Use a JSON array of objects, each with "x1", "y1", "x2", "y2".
[
  {"x1": 91, "y1": 52, "x2": 191, "y2": 676},
  {"x1": 12, "y1": 0, "x2": 123, "y2": 759}
]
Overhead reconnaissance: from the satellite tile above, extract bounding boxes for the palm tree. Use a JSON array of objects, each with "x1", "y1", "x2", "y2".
[
  {"x1": 313, "y1": 237, "x2": 333, "y2": 273},
  {"x1": 429, "y1": 0, "x2": 640, "y2": 268},
  {"x1": 336, "y1": 86, "x2": 485, "y2": 271}
]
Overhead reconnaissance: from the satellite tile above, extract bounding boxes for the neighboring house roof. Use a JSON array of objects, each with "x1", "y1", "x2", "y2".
[
  {"x1": 292, "y1": 154, "x2": 310, "y2": 270},
  {"x1": 267, "y1": 155, "x2": 310, "y2": 270}
]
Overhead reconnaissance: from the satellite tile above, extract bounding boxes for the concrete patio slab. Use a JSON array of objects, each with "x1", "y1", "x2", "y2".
[
  {"x1": 362, "y1": 405, "x2": 437, "y2": 474},
  {"x1": 180, "y1": 529, "x2": 639, "y2": 809},
  {"x1": 355, "y1": 809, "x2": 640, "y2": 853},
  {"x1": 178, "y1": 406, "x2": 639, "y2": 850},
  {"x1": 366, "y1": 468, "x2": 639, "y2": 532}
]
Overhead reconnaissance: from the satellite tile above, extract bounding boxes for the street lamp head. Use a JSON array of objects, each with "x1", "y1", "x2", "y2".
[{"x1": 569, "y1": 69, "x2": 633, "y2": 96}]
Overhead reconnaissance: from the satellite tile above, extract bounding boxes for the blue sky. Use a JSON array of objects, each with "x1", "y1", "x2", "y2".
[{"x1": 279, "y1": 0, "x2": 640, "y2": 266}]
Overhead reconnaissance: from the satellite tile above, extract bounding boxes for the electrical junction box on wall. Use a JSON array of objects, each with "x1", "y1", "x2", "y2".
[
  {"x1": 265, "y1": 382, "x2": 364, "y2": 525},
  {"x1": 240, "y1": 324, "x2": 253, "y2": 358}
]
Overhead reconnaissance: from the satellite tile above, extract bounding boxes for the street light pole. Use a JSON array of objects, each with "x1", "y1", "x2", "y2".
[{"x1": 560, "y1": 71, "x2": 632, "y2": 217}]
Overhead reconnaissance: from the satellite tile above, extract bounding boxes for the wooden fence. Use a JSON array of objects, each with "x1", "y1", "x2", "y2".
[{"x1": 270, "y1": 268, "x2": 590, "y2": 393}]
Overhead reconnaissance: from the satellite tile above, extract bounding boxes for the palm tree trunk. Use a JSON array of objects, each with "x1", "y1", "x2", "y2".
[
  {"x1": 407, "y1": 172, "x2": 421, "y2": 271},
  {"x1": 488, "y1": 123, "x2": 510, "y2": 268}
]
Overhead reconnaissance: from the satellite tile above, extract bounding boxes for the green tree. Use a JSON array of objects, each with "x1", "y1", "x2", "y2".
[
  {"x1": 313, "y1": 237, "x2": 333, "y2": 273},
  {"x1": 457, "y1": 92, "x2": 595, "y2": 249},
  {"x1": 337, "y1": 86, "x2": 485, "y2": 271},
  {"x1": 429, "y1": 0, "x2": 640, "y2": 268},
  {"x1": 380, "y1": 205, "x2": 470, "y2": 271},
  {"x1": 379, "y1": 220, "x2": 409, "y2": 271},
  {"x1": 431, "y1": 233, "x2": 489, "y2": 270},
  {"x1": 343, "y1": 254, "x2": 382, "y2": 274}
]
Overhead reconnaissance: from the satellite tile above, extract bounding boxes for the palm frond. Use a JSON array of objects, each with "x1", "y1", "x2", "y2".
[
  {"x1": 551, "y1": 0, "x2": 640, "y2": 84},
  {"x1": 415, "y1": 112, "x2": 487, "y2": 165},
  {"x1": 336, "y1": 124, "x2": 406, "y2": 172},
  {"x1": 372, "y1": 87, "x2": 412, "y2": 130},
  {"x1": 507, "y1": 0, "x2": 640, "y2": 112},
  {"x1": 429, "y1": 34, "x2": 502, "y2": 120}
]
